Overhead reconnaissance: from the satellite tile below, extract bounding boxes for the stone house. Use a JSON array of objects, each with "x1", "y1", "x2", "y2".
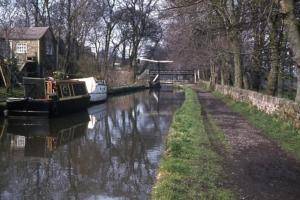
[{"x1": 1, "y1": 27, "x2": 58, "y2": 77}]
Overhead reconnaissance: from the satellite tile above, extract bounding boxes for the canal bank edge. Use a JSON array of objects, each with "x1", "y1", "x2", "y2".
[
  {"x1": 151, "y1": 87, "x2": 235, "y2": 200},
  {"x1": 108, "y1": 84, "x2": 148, "y2": 96}
]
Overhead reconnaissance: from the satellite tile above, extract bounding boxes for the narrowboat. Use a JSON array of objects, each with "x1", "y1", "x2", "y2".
[
  {"x1": 74, "y1": 77, "x2": 107, "y2": 103},
  {"x1": 5, "y1": 77, "x2": 90, "y2": 117}
]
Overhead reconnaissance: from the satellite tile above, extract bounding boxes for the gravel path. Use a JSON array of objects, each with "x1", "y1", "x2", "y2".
[{"x1": 197, "y1": 89, "x2": 300, "y2": 200}]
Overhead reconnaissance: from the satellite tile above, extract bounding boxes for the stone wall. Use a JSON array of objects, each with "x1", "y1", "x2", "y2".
[
  {"x1": 11, "y1": 40, "x2": 39, "y2": 65},
  {"x1": 199, "y1": 80, "x2": 300, "y2": 128}
]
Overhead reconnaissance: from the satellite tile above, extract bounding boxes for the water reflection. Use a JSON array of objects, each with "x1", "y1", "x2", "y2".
[{"x1": 0, "y1": 89, "x2": 184, "y2": 200}]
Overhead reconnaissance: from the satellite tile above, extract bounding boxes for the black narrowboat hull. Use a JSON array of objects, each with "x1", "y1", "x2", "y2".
[
  {"x1": 55, "y1": 96, "x2": 90, "y2": 116},
  {"x1": 5, "y1": 95, "x2": 90, "y2": 117}
]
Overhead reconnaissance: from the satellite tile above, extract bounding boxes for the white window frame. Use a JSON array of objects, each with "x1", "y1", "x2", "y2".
[
  {"x1": 16, "y1": 136, "x2": 26, "y2": 148},
  {"x1": 16, "y1": 43, "x2": 27, "y2": 54}
]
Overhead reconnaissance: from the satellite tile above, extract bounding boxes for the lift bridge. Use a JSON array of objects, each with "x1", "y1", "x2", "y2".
[
  {"x1": 138, "y1": 58, "x2": 197, "y2": 86},
  {"x1": 149, "y1": 69, "x2": 196, "y2": 84}
]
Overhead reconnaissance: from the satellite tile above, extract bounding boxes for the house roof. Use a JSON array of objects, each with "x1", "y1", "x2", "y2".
[{"x1": 2, "y1": 27, "x2": 49, "y2": 40}]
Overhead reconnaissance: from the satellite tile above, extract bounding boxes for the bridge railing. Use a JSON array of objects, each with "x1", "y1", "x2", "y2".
[{"x1": 149, "y1": 70, "x2": 194, "y2": 76}]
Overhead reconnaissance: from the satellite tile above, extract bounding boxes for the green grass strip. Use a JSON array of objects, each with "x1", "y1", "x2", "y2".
[
  {"x1": 152, "y1": 88, "x2": 234, "y2": 200},
  {"x1": 214, "y1": 92, "x2": 300, "y2": 160},
  {"x1": 205, "y1": 113, "x2": 232, "y2": 154}
]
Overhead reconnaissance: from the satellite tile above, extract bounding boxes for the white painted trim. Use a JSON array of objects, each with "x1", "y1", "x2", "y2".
[
  {"x1": 9, "y1": 40, "x2": 13, "y2": 58},
  {"x1": 37, "y1": 40, "x2": 40, "y2": 64},
  {"x1": 138, "y1": 58, "x2": 173, "y2": 63},
  {"x1": 153, "y1": 74, "x2": 159, "y2": 82}
]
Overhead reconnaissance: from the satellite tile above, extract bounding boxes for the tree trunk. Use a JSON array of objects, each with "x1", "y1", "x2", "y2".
[
  {"x1": 279, "y1": 0, "x2": 300, "y2": 102},
  {"x1": 226, "y1": 0, "x2": 243, "y2": 88},
  {"x1": 122, "y1": 41, "x2": 126, "y2": 65},
  {"x1": 130, "y1": 40, "x2": 140, "y2": 80},
  {"x1": 252, "y1": 27, "x2": 264, "y2": 91},
  {"x1": 201, "y1": 71, "x2": 206, "y2": 80},
  {"x1": 243, "y1": 72, "x2": 250, "y2": 90},
  {"x1": 231, "y1": 34, "x2": 243, "y2": 88},
  {"x1": 221, "y1": 67, "x2": 225, "y2": 85},
  {"x1": 209, "y1": 61, "x2": 217, "y2": 90},
  {"x1": 24, "y1": 5, "x2": 30, "y2": 27},
  {"x1": 220, "y1": 63, "x2": 227, "y2": 86},
  {"x1": 267, "y1": 19, "x2": 280, "y2": 96},
  {"x1": 220, "y1": 56, "x2": 230, "y2": 85},
  {"x1": 277, "y1": 65, "x2": 284, "y2": 97},
  {"x1": 277, "y1": 28, "x2": 286, "y2": 98},
  {"x1": 33, "y1": 0, "x2": 39, "y2": 26},
  {"x1": 104, "y1": 26, "x2": 112, "y2": 75},
  {"x1": 296, "y1": 69, "x2": 300, "y2": 102},
  {"x1": 64, "y1": 0, "x2": 72, "y2": 77}
]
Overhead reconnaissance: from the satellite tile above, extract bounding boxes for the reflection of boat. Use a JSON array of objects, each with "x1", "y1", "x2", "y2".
[
  {"x1": 88, "y1": 103, "x2": 107, "y2": 129},
  {"x1": 74, "y1": 77, "x2": 107, "y2": 103},
  {"x1": 5, "y1": 77, "x2": 90, "y2": 117},
  {"x1": 88, "y1": 103, "x2": 107, "y2": 120},
  {"x1": 3, "y1": 112, "x2": 90, "y2": 157},
  {"x1": 6, "y1": 112, "x2": 90, "y2": 136}
]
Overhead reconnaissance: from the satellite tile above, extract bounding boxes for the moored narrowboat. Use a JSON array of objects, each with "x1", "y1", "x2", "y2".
[
  {"x1": 74, "y1": 77, "x2": 107, "y2": 103},
  {"x1": 5, "y1": 77, "x2": 90, "y2": 117}
]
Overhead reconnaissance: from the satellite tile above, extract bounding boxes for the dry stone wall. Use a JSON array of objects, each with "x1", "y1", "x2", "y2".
[{"x1": 199, "y1": 80, "x2": 300, "y2": 128}]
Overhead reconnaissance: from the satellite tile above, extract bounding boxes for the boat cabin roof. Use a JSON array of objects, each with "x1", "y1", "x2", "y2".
[
  {"x1": 23, "y1": 77, "x2": 88, "y2": 99},
  {"x1": 56, "y1": 80, "x2": 84, "y2": 84}
]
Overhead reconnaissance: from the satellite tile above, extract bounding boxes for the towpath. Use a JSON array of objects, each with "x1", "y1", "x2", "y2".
[{"x1": 196, "y1": 89, "x2": 300, "y2": 200}]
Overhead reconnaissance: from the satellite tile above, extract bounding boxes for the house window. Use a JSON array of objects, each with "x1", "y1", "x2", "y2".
[
  {"x1": 46, "y1": 41, "x2": 53, "y2": 55},
  {"x1": 16, "y1": 43, "x2": 27, "y2": 54},
  {"x1": 16, "y1": 136, "x2": 26, "y2": 148}
]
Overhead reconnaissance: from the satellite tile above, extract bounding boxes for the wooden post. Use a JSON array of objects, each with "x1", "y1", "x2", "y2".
[
  {"x1": 194, "y1": 70, "x2": 197, "y2": 83},
  {"x1": 0, "y1": 60, "x2": 10, "y2": 90},
  {"x1": 0, "y1": 64, "x2": 7, "y2": 88},
  {"x1": 158, "y1": 62, "x2": 160, "y2": 82}
]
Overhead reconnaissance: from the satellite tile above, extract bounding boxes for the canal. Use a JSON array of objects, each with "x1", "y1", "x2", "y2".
[{"x1": 0, "y1": 88, "x2": 184, "y2": 199}]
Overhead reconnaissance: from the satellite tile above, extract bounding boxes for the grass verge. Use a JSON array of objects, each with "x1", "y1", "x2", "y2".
[
  {"x1": 213, "y1": 91, "x2": 300, "y2": 160},
  {"x1": 204, "y1": 113, "x2": 232, "y2": 154},
  {"x1": 152, "y1": 88, "x2": 234, "y2": 200}
]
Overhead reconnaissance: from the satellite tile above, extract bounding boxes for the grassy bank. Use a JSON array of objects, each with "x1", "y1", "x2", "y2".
[
  {"x1": 214, "y1": 92, "x2": 300, "y2": 160},
  {"x1": 152, "y1": 88, "x2": 234, "y2": 200},
  {"x1": 204, "y1": 113, "x2": 232, "y2": 155}
]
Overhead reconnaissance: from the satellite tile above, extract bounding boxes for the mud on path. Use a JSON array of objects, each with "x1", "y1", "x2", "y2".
[{"x1": 197, "y1": 89, "x2": 300, "y2": 200}]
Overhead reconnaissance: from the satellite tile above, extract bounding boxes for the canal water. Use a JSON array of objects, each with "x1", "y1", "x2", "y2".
[{"x1": 0, "y1": 88, "x2": 184, "y2": 200}]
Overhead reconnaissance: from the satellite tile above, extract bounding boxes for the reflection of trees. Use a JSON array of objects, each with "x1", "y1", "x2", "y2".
[{"x1": 0, "y1": 90, "x2": 184, "y2": 199}]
